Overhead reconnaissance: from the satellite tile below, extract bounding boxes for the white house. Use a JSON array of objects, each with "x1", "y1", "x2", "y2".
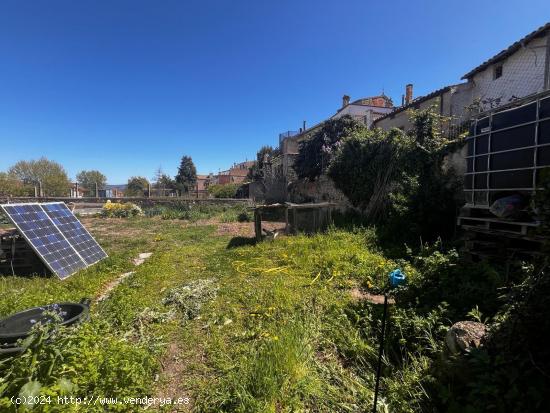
[
  {"x1": 463, "y1": 22, "x2": 550, "y2": 111},
  {"x1": 374, "y1": 22, "x2": 550, "y2": 133}
]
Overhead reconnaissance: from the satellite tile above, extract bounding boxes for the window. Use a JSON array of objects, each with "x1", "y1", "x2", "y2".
[{"x1": 494, "y1": 64, "x2": 503, "y2": 80}]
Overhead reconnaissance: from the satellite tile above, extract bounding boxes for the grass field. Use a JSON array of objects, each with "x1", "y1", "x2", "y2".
[{"x1": 0, "y1": 214, "x2": 458, "y2": 412}]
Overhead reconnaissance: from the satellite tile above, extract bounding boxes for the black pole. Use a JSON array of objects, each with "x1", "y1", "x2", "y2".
[{"x1": 372, "y1": 293, "x2": 388, "y2": 413}]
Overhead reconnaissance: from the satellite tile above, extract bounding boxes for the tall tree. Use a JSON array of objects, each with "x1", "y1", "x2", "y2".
[
  {"x1": 76, "y1": 170, "x2": 107, "y2": 196},
  {"x1": 126, "y1": 176, "x2": 150, "y2": 197},
  {"x1": 8, "y1": 157, "x2": 70, "y2": 196},
  {"x1": 247, "y1": 146, "x2": 277, "y2": 181},
  {"x1": 175, "y1": 156, "x2": 197, "y2": 194}
]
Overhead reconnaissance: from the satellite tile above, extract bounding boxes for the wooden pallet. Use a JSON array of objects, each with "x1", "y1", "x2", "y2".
[
  {"x1": 457, "y1": 215, "x2": 539, "y2": 236},
  {"x1": 460, "y1": 228, "x2": 546, "y2": 261}
]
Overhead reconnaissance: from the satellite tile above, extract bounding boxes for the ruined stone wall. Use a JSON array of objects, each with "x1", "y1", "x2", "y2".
[{"x1": 288, "y1": 174, "x2": 351, "y2": 207}]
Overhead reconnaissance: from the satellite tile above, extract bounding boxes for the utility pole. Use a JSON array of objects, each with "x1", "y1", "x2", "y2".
[{"x1": 95, "y1": 182, "x2": 99, "y2": 198}]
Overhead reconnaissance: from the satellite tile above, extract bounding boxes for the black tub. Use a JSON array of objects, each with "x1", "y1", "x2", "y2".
[{"x1": 0, "y1": 299, "x2": 90, "y2": 356}]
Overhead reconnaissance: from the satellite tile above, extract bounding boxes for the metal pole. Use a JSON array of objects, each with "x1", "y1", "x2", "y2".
[
  {"x1": 95, "y1": 182, "x2": 99, "y2": 198},
  {"x1": 372, "y1": 294, "x2": 388, "y2": 413}
]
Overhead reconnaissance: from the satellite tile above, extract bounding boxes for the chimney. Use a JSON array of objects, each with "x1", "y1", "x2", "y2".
[
  {"x1": 405, "y1": 84, "x2": 413, "y2": 105},
  {"x1": 342, "y1": 95, "x2": 350, "y2": 107}
]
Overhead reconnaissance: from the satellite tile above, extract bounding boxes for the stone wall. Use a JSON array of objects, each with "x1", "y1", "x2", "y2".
[{"x1": 288, "y1": 174, "x2": 351, "y2": 207}]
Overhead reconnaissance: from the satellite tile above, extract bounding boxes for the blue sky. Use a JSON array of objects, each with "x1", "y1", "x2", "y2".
[{"x1": 0, "y1": 1, "x2": 548, "y2": 183}]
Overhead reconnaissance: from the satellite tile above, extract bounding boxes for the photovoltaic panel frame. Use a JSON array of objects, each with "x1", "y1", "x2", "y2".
[
  {"x1": 41, "y1": 202, "x2": 107, "y2": 265},
  {"x1": 0, "y1": 203, "x2": 107, "y2": 279}
]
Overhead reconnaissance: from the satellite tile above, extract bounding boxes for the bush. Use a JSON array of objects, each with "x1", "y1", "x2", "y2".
[
  {"x1": 143, "y1": 203, "x2": 250, "y2": 222},
  {"x1": 101, "y1": 201, "x2": 143, "y2": 218},
  {"x1": 294, "y1": 115, "x2": 367, "y2": 180},
  {"x1": 0, "y1": 320, "x2": 157, "y2": 412},
  {"x1": 329, "y1": 103, "x2": 464, "y2": 243},
  {"x1": 208, "y1": 183, "x2": 239, "y2": 199}
]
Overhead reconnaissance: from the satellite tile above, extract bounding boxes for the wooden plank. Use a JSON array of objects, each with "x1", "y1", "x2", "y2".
[{"x1": 254, "y1": 209, "x2": 262, "y2": 242}]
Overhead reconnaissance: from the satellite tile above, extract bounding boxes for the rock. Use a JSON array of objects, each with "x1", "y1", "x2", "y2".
[{"x1": 445, "y1": 321, "x2": 487, "y2": 354}]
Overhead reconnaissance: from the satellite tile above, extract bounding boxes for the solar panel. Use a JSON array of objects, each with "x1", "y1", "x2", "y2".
[
  {"x1": 0, "y1": 203, "x2": 107, "y2": 279},
  {"x1": 42, "y1": 203, "x2": 107, "y2": 265}
]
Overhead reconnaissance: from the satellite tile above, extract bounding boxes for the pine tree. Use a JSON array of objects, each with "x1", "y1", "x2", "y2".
[{"x1": 175, "y1": 155, "x2": 197, "y2": 194}]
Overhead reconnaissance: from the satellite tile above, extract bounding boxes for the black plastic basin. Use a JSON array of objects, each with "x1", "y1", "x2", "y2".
[{"x1": 0, "y1": 300, "x2": 90, "y2": 355}]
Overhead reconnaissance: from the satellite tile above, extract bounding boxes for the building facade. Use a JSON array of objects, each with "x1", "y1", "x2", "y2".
[
  {"x1": 374, "y1": 22, "x2": 550, "y2": 133},
  {"x1": 463, "y1": 22, "x2": 550, "y2": 112}
]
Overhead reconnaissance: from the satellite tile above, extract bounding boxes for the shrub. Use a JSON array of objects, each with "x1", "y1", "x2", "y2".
[
  {"x1": 101, "y1": 201, "x2": 143, "y2": 218},
  {"x1": 329, "y1": 103, "x2": 464, "y2": 243},
  {"x1": 0, "y1": 320, "x2": 157, "y2": 412},
  {"x1": 208, "y1": 183, "x2": 239, "y2": 199},
  {"x1": 143, "y1": 203, "x2": 250, "y2": 222},
  {"x1": 294, "y1": 115, "x2": 367, "y2": 180}
]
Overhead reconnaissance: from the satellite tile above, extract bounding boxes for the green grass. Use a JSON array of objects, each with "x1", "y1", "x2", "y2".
[
  {"x1": 1, "y1": 215, "x2": 504, "y2": 412},
  {"x1": 142, "y1": 203, "x2": 252, "y2": 222}
]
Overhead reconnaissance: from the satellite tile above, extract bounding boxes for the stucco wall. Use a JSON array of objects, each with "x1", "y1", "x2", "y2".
[
  {"x1": 470, "y1": 36, "x2": 548, "y2": 110},
  {"x1": 332, "y1": 104, "x2": 393, "y2": 127},
  {"x1": 374, "y1": 83, "x2": 473, "y2": 132}
]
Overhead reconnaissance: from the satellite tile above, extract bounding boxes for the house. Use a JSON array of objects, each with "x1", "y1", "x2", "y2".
[
  {"x1": 279, "y1": 94, "x2": 395, "y2": 181},
  {"x1": 70, "y1": 183, "x2": 87, "y2": 198},
  {"x1": 463, "y1": 22, "x2": 550, "y2": 112},
  {"x1": 101, "y1": 185, "x2": 126, "y2": 198},
  {"x1": 280, "y1": 94, "x2": 394, "y2": 157},
  {"x1": 374, "y1": 22, "x2": 550, "y2": 133},
  {"x1": 373, "y1": 83, "x2": 473, "y2": 135},
  {"x1": 228, "y1": 161, "x2": 255, "y2": 184},
  {"x1": 196, "y1": 174, "x2": 209, "y2": 191},
  {"x1": 211, "y1": 161, "x2": 255, "y2": 186}
]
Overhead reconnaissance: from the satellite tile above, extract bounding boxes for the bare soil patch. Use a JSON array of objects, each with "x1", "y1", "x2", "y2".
[
  {"x1": 153, "y1": 341, "x2": 195, "y2": 412},
  {"x1": 350, "y1": 288, "x2": 395, "y2": 305}
]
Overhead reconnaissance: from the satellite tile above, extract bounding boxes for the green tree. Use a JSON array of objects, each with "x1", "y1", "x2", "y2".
[
  {"x1": 328, "y1": 128, "x2": 412, "y2": 219},
  {"x1": 153, "y1": 167, "x2": 176, "y2": 196},
  {"x1": 8, "y1": 158, "x2": 70, "y2": 196},
  {"x1": 294, "y1": 115, "x2": 366, "y2": 180},
  {"x1": 328, "y1": 103, "x2": 463, "y2": 242},
  {"x1": 247, "y1": 146, "x2": 277, "y2": 181},
  {"x1": 126, "y1": 176, "x2": 150, "y2": 197},
  {"x1": 76, "y1": 170, "x2": 107, "y2": 196},
  {"x1": 175, "y1": 156, "x2": 197, "y2": 194},
  {"x1": 0, "y1": 172, "x2": 34, "y2": 196},
  {"x1": 208, "y1": 183, "x2": 239, "y2": 198}
]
